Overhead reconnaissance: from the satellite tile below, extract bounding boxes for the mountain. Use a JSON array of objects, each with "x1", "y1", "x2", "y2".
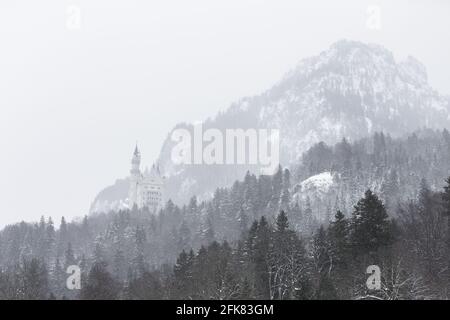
[
  {"x1": 91, "y1": 40, "x2": 450, "y2": 212},
  {"x1": 89, "y1": 178, "x2": 130, "y2": 214}
]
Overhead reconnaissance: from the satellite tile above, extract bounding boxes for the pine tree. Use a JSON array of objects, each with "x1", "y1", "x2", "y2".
[
  {"x1": 303, "y1": 197, "x2": 316, "y2": 235},
  {"x1": 312, "y1": 226, "x2": 331, "y2": 276},
  {"x1": 269, "y1": 166, "x2": 284, "y2": 214},
  {"x1": 44, "y1": 217, "x2": 55, "y2": 264},
  {"x1": 381, "y1": 170, "x2": 400, "y2": 211},
  {"x1": 37, "y1": 216, "x2": 47, "y2": 260},
  {"x1": 238, "y1": 277, "x2": 253, "y2": 299},
  {"x1": 125, "y1": 270, "x2": 163, "y2": 300},
  {"x1": 188, "y1": 196, "x2": 198, "y2": 217},
  {"x1": 113, "y1": 248, "x2": 127, "y2": 281},
  {"x1": 191, "y1": 246, "x2": 209, "y2": 298},
  {"x1": 257, "y1": 175, "x2": 273, "y2": 213},
  {"x1": 238, "y1": 208, "x2": 249, "y2": 237},
  {"x1": 373, "y1": 132, "x2": 387, "y2": 168},
  {"x1": 316, "y1": 274, "x2": 338, "y2": 300},
  {"x1": 51, "y1": 257, "x2": 65, "y2": 299},
  {"x1": 328, "y1": 210, "x2": 348, "y2": 267},
  {"x1": 80, "y1": 260, "x2": 119, "y2": 300},
  {"x1": 17, "y1": 258, "x2": 50, "y2": 300},
  {"x1": 92, "y1": 242, "x2": 102, "y2": 263},
  {"x1": 350, "y1": 190, "x2": 394, "y2": 257},
  {"x1": 58, "y1": 216, "x2": 69, "y2": 257},
  {"x1": 280, "y1": 188, "x2": 290, "y2": 213},
  {"x1": 252, "y1": 217, "x2": 271, "y2": 299},
  {"x1": 418, "y1": 179, "x2": 446, "y2": 279},
  {"x1": 443, "y1": 176, "x2": 450, "y2": 218},
  {"x1": 276, "y1": 211, "x2": 289, "y2": 232},
  {"x1": 131, "y1": 226, "x2": 147, "y2": 278},
  {"x1": 318, "y1": 211, "x2": 351, "y2": 299},
  {"x1": 202, "y1": 217, "x2": 215, "y2": 245},
  {"x1": 64, "y1": 242, "x2": 76, "y2": 268},
  {"x1": 335, "y1": 138, "x2": 353, "y2": 176},
  {"x1": 178, "y1": 221, "x2": 191, "y2": 253},
  {"x1": 289, "y1": 202, "x2": 302, "y2": 232},
  {"x1": 81, "y1": 215, "x2": 90, "y2": 240},
  {"x1": 39, "y1": 216, "x2": 46, "y2": 231},
  {"x1": 270, "y1": 211, "x2": 307, "y2": 299},
  {"x1": 172, "y1": 250, "x2": 193, "y2": 299},
  {"x1": 272, "y1": 165, "x2": 283, "y2": 195},
  {"x1": 282, "y1": 169, "x2": 291, "y2": 190},
  {"x1": 442, "y1": 177, "x2": 450, "y2": 291}
]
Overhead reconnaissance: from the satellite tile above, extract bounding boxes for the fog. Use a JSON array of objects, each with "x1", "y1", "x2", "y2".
[{"x1": 0, "y1": 0, "x2": 449, "y2": 226}]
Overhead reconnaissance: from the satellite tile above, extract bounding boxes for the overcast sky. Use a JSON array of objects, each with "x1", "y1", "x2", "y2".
[{"x1": 0, "y1": 0, "x2": 449, "y2": 227}]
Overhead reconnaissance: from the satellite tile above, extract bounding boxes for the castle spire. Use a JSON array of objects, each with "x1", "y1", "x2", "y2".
[{"x1": 131, "y1": 142, "x2": 141, "y2": 176}]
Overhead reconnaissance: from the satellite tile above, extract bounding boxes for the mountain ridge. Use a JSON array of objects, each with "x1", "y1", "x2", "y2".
[{"x1": 91, "y1": 40, "x2": 450, "y2": 212}]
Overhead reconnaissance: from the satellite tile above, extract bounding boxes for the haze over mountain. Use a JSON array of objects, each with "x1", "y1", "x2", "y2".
[{"x1": 91, "y1": 40, "x2": 450, "y2": 212}]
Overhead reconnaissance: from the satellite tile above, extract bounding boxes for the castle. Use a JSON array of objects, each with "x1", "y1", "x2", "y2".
[{"x1": 128, "y1": 145, "x2": 165, "y2": 212}]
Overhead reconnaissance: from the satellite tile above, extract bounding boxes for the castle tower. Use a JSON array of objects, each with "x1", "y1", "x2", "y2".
[
  {"x1": 131, "y1": 144, "x2": 141, "y2": 176},
  {"x1": 129, "y1": 144, "x2": 141, "y2": 208},
  {"x1": 128, "y1": 144, "x2": 165, "y2": 212}
]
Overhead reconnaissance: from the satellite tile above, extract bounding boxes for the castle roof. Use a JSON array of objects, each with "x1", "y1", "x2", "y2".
[
  {"x1": 134, "y1": 144, "x2": 140, "y2": 156},
  {"x1": 141, "y1": 163, "x2": 164, "y2": 185}
]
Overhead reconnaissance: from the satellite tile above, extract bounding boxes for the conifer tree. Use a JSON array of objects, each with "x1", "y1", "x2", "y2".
[
  {"x1": 125, "y1": 270, "x2": 163, "y2": 300},
  {"x1": 178, "y1": 221, "x2": 191, "y2": 253},
  {"x1": 113, "y1": 248, "x2": 127, "y2": 281},
  {"x1": 442, "y1": 177, "x2": 450, "y2": 289},
  {"x1": 316, "y1": 274, "x2": 338, "y2": 300},
  {"x1": 350, "y1": 190, "x2": 393, "y2": 256},
  {"x1": 237, "y1": 208, "x2": 249, "y2": 237},
  {"x1": 276, "y1": 210, "x2": 289, "y2": 233},
  {"x1": 303, "y1": 197, "x2": 316, "y2": 235},
  {"x1": 289, "y1": 202, "x2": 302, "y2": 232},
  {"x1": 238, "y1": 277, "x2": 253, "y2": 299},
  {"x1": 270, "y1": 211, "x2": 307, "y2": 299},
  {"x1": 312, "y1": 226, "x2": 331, "y2": 276},
  {"x1": 64, "y1": 242, "x2": 76, "y2": 268},
  {"x1": 58, "y1": 216, "x2": 68, "y2": 257},
  {"x1": 202, "y1": 217, "x2": 215, "y2": 245},
  {"x1": 18, "y1": 258, "x2": 50, "y2": 300},
  {"x1": 252, "y1": 217, "x2": 271, "y2": 299},
  {"x1": 80, "y1": 260, "x2": 119, "y2": 300},
  {"x1": 130, "y1": 228, "x2": 147, "y2": 278},
  {"x1": 443, "y1": 176, "x2": 450, "y2": 219},
  {"x1": 328, "y1": 210, "x2": 348, "y2": 267},
  {"x1": 172, "y1": 250, "x2": 193, "y2": 299}
]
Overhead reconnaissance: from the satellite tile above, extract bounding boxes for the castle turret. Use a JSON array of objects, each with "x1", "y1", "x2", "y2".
[
  {"x1": 131, "y1": 144, "x2": 141, "y2": 176},
  {"x1": 129, "y1": 144, "x2": 141, "y2": 208}
]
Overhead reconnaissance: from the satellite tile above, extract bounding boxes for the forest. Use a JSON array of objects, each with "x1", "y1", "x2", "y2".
[{"x1": 0, "y1": 129, "x2": 450, "y2": 299}]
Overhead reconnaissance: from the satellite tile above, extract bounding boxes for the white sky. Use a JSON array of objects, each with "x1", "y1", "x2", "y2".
[{"x1": 0, "y1": 0, "x2": 449, "y2": 227}]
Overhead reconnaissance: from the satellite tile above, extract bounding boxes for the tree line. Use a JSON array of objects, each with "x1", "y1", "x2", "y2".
[
  {"x1": 1, "y1": 177, "x2": 449, "y2": 299},
  {"x1": 1, "y1": 130, "x2": 450, "y2": 299}
]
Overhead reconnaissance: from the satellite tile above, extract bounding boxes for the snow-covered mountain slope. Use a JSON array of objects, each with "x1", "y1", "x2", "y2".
[
  {"x1": 156, "y1": 40, "x2": 450, "y2": 205},
  {"x1": 90, "y1": 178, "x2": 130, "y2": 214},
  {"x1": 91, "y1": 40, "x2": 450, "y2": 212}
]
